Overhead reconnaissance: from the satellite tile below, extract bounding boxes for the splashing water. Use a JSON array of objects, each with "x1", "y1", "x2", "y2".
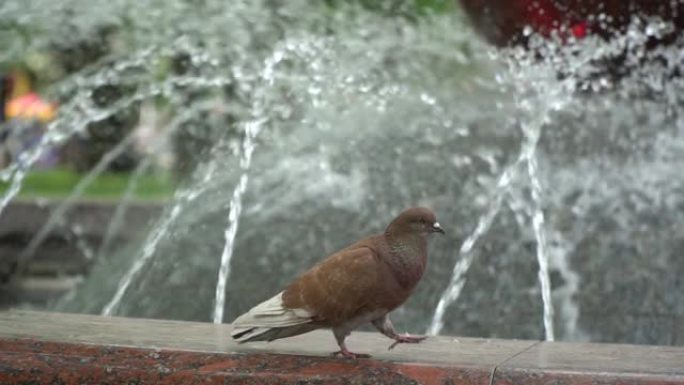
[
  {"x1": 0, "y1": 131, "x2": 66, "y2": 215},
  {"x1": 507, "y1": 39, "x2": 583, "y2": 341},
  {"x1": 0, "y1": 69, "x2": 232, "y2": 218},
  {"x1": 211, "y1": 44, "x2": 288, "y2": 324},
  {"x1": 212, "y1": 120, "x2": 262, "y2": 323},
  {"x1": 101, "y1": 160, "x2": 220, "y2": 316},
  {"x1": 427, "y1": 154, "x2": 523, "y2": 336},
  {"x1": 212, "y1": 39, "x2": 326, "y2": 323},
  {"x1": 17, "y1": 133, "x2": 138, "y2": 270},
  {"x1": 546, "y1": 228, "x2": 582, "y2": 340},
  {"x1": 525, "y1": 126, "x2": 555, "y2": 341},
  {"x1": 3, "y1": 0, "x2": 683, "y2": 346},
  {"x1": 96, "y1": 158, "x2": 154, "y2": 259},
  {"x1": 427, "y1": 28, "x2": 629, "y2": 338}
]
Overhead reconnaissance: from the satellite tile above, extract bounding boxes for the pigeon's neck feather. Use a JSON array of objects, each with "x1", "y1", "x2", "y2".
[{"x1": 381, "y1": 232, "x2": 427, "y2": 289}]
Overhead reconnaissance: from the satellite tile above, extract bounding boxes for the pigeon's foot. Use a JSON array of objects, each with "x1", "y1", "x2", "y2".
[
  {"x1": 388, "y1": 334, "x2": 427, "y2": 350},
  {"x1": 331, "y1": 349, "x2": 371, "y2": 359}
]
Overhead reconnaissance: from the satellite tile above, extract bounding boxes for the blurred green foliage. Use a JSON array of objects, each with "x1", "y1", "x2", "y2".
[{"x1": 0, "y1": 168, "x2": 173, "y2": 200}]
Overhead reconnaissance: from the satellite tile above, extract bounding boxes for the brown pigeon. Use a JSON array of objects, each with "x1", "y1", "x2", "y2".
[{"x1": 231, "y1": 207, "x2": 444, "y2": 358}]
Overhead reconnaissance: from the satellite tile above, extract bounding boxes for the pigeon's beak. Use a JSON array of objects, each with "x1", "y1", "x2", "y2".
[{"x1": 432, "y1": 222, "x2": 445, "y2": 234}]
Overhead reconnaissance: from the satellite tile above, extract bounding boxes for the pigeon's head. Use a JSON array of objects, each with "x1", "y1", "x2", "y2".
[{"x1": 386, "y1": 207, "x2": 444, "y2": 237}]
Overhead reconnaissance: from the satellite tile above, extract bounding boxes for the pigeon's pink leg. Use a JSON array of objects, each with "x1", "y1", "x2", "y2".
[
  {"x1": 331, "y1": 328, "x2": 371, "y2": 359},
  {"x1": 330, "y1": 345, "x2": 371, "y2": 359},
  {"x1": 372, "y1": 315, "x2": 427, "y2": 350}
]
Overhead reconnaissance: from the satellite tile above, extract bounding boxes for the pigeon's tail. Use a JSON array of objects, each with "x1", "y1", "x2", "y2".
[
  {"x1": 232, "y1": 323, "x2": 319, "y2": 343},
  {"x1": 231, "y1": 292, "x2": 317, "y2": 343}
]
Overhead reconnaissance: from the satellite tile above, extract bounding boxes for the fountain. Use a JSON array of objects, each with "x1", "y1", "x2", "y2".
[{"x1": 1, "y1": 0, "x2": 683, "y2": 348}]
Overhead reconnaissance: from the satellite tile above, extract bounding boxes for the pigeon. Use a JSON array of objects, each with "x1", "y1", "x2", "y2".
[{"x1": 231, "y1": 207, "x2": 444, "y2": 358}]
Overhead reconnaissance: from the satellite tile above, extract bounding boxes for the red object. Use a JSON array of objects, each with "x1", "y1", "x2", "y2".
[
  {"x1": 5, "y1": 92, "x2": 56, "y2": 122},
  {"x1": 571, "y1": 21, "x2": 588, "y2": 39},
  {"x1": 459, "y1": 0, "x2": 684, "y2": 46}
]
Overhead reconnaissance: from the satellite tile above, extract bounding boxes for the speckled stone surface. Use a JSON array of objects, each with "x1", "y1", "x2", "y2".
[{"x1": 1, "y1": 310, "x2": 684, "y2": 384}]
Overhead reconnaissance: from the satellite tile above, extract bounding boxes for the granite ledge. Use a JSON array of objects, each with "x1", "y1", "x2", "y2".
[{"x1": 0, "y1": 310, "x2": 683, "y2": 385}]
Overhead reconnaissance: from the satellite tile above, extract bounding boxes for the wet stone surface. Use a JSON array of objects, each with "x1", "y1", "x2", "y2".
[{"x1": 1, "y1": 311, "x2": 684, "y2": 384}]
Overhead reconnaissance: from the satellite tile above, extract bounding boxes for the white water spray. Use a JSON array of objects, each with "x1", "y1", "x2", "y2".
[
  {"x1": 212, "y1": 44, "x2": 290, "y2": 323},
  {"x1": 211, "y1": 120, "x2": 263, "y2": 324},
  {"x1": 102, "y1": 161, "x2": 219, "y2": 316},
  {"x1": 427, "y1": 155, "x2": 523, "y2": 335}
]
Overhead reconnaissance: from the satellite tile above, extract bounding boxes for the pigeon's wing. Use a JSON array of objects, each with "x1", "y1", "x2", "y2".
[
  {"x1": 231, "y1": 290, "x2": 319, "y2": 343},
  {"x1": 231, "y1": 244, "x2": 383, "y2": 343},
  {"x1": 281, "y1": 246, "x2": 382, "y2": 326}
]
